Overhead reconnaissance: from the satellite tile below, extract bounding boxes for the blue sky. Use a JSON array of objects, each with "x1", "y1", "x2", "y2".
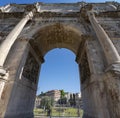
[
  {"x1": 37, "y1": 48, "x2": 80, "y2": 95},
  {"x1": 0, "y1": 0, "x2": 120, "y2": 6}
]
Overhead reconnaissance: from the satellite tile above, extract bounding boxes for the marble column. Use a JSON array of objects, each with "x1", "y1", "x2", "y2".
[
  {"x1": 0, "y1": 11, "x2": 33, "y2": 75},
  {"x1": 88, "y1": 12, "x2": 120, "y2": 67},
  {"x1": 0, "y1": 11, "x2": 34, "y2": 99}
]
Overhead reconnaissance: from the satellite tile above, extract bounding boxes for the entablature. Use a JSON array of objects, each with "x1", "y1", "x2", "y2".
[{"x1": 0, "y1": 2, "x2": 120, "y2": 19}]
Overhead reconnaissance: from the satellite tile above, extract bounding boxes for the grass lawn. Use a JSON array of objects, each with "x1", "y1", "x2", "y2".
[{"x1": 34, "y1": 107, "x2": 83, "y2": 117}]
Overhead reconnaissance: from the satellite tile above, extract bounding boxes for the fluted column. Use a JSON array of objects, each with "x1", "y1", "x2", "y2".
[
  {"x1": 0, "y1": 11, "x2": 34, "y2": 100},
  {"x1": 0, "y1": 11, "x2": 34, "y2": 76},
  {"x1": 88, "y1": 12, "x2": 120, "y2": 65}
]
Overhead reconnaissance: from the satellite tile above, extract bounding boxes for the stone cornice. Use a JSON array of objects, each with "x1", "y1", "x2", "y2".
[
  {"x1": 0, "y1": 12, "x2": 80, "y2": 19},
  {"x1": 0, "y1": 12, "x2": 24, "y2": 19},
  {"x1": 96, "y1": 11, "x2": 120, "y2": 18},
  {"x1": 0, "y1": 10, "x2": 120, "y2": 19},
  {"x1": 34, "y1": 12, "x2": 80, "y2": 18}
]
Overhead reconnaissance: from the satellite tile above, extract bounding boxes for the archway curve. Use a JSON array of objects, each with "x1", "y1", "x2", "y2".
[
  {"x1": 3, "y1": 20, "x2": 92, "y2": 118},
  {"x1": 44, "y1": 47, "x2": 76, "y2": 57},
  {"x1": 29, "y1": 22, "x2": 84, "y2": 114},
  {"x1": 29, "y1": 22, "x2": 83, "y2": 57},
  {"x1": 38, "y1": 48, "x2": 80, "y2": 95}
]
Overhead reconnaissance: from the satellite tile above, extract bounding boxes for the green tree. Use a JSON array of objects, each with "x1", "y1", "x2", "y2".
[
  {"x1": 60, "y1": 89, "x2": 65, "y2": 98},
  {"x1": 69, "y1": 94, "x2": 73, "y2": 106},
  {"x1": 40, "y1": 96, "x2": 54, "y2": 110},
  {"x1": 38, "y1": 91, "x2": 46, "y2": 97},
  {"x1": 69, "y1": 94, "x2": 76, "y2": 107},
  {"x1": 58, "y1": 90, "x2": 67, "y2": 105},
  {"x1": 41, "y1": 91, "x2": 44, "y2": 95},
  {"x1": 58, "y1": 97, "x2": 67, "y2": 104},
  {"x1": 73, "y1": 94, "x2": 76, "y2": 106}
]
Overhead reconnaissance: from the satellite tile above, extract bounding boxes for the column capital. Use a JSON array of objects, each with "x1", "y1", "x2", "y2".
[
  {"x1": 87, "y1": 11, "x2": 95, "y2": 18},
  {"x1": 25, "y1": 11, "x2": 34, "y2": 20},
  {"x1": 0, "y1": 67, "x2": 6, "y2": 76}
]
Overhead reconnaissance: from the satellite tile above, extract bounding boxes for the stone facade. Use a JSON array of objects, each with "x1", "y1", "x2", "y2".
[
  {"x1": 0, "y1": 1, "x2": 120, "y2": 118},
  {"x1": 45, "y1": 90, "x2": 61, "y2": 102}
]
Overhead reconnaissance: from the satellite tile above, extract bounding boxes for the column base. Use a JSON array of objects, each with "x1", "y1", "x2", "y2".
[
  {"x1": 105, "y1": 63, "x2": 120, "y2": 75},
  {"x1": 0, "y1": 66, "x2": 6, "y2": 76},
  {"x1": 0, "y1": 66, "x2": 8, "y2": 80},
  {"x1": 0, "y1": 67, "x2": 9, "y2": 99}
]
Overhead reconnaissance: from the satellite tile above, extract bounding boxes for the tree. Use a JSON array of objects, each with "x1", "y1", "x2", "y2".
[
  {"x1": 58, "y1": 97, "x2": 67, "y2": 105},
  {"x1": 40, "y1": 96, "x2": 54, "y2": 111},
  {"x1": 41, "y1": 91, "x2": 44, "y2": 95},
  {"x1": 58, "y1": 90, "x2": 67, "y2": 105},
  {"x1": 73, "y1": 94, "x2": 76, "y2": 106},
  {"x1": 60, "y1": 90, "x2": 65, "y2": 99},
  {"x1": 69, "y1": 94, "x2": 73, "y2": 106},
  {"x1": 38, "y1": 91, "x2": 46, "y2": 97},
  {"x1": 69, "y1": 94, "x2": 76, "y2": 107}
]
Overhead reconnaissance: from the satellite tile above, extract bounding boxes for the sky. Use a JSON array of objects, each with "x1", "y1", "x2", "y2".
[
  {"x1": 37, "y1": 48, "x2": 80, "y2": 95},
  {"x1": 0, "y1": 0, "x2": 120, "y2": 6}
]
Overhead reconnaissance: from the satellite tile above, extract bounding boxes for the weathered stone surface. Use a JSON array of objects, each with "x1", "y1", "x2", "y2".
[{"x1": 0, "y1": 2, "x2": 120, "y2": 118}]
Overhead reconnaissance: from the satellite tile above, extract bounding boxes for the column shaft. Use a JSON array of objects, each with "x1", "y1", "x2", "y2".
[
  {"x1": 88, "y1": 12, "x2": 120, "y2": 65},
  {"x1": 0, "y1": 11, "x2": 33, "y2": 67}
]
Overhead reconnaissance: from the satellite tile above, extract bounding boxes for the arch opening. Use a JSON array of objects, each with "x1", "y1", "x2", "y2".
[
  {"x1": 31, "y1": 23, "x2": 84, "y2": 116},
  {"x1": 3, "y1": 22, "x2": 91, "y2": 118},
  {"x1": 35, "y1": 48, "x2": 82, "y2": 116},
  {"x1": 37, "y1": 48, "x2": 80, "y2": 94}
]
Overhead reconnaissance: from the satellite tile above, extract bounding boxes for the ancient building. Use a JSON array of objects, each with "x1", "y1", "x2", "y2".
[
  {"x1": 45, "y1": 90, "x2": 61, "y2": 102},
  {"x1": 0, "y1": 1, "x2": 120, "y2": 118}
]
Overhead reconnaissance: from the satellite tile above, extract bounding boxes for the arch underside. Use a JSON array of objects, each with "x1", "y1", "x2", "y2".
[{"x1": 29, "y1": 23, "x2": 83, "y2": 57}]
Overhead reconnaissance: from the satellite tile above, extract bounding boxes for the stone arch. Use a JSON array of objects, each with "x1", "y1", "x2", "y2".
[
  {"x1": 0, "y1": 5, "x2": 120, "y2": 118},
  {"x1": 18, "y1": 23, "x2": 102, "y2": 118},
  {"x1": 0, "y1": 20, "x2": 109, "y2": 118},
  {"x1": 27, "y1": 22, "x2": 87, "y2": 86}
]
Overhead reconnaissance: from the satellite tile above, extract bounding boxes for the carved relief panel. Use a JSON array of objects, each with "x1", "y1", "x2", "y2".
[
  {"x1": 22, "y1": 52, "x2": 39, "y2": 83},
  {"x1": 79, "y1": 51, "x2": 90, "y2": 84}
]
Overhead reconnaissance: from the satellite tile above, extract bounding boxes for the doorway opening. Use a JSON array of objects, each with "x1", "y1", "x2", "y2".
[{"x1": 34, "y1": 48, "x2": 83, "y2": 117}]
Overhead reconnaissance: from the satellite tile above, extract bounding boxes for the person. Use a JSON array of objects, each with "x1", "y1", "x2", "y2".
[
  {"x1": 49, "y1": 108, "x2": 52, "y2": 118},
  {"x1": 47, "y1": 107, "x2": 52, "y2": 118},
  {"x1": 77, "y1": 107, "x2": 80, "y2": 117}
]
